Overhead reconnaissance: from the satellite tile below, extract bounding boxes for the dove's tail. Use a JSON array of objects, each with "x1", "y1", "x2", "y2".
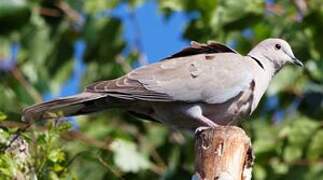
[{"x1": 22, "y1": 92, "x2": 109, "y2": 122}]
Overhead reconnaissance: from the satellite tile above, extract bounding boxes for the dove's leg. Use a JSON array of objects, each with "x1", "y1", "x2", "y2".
[{"x1": 186, "y1": 105, "x2": 218, "y2": 128}]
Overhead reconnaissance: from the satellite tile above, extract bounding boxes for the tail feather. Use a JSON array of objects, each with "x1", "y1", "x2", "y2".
[{"x1": 22, "y1": 92, "x2": 108, "y2": 121}]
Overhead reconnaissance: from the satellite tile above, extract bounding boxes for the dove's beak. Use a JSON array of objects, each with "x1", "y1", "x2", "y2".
[
  {"x1": 284, "y1": 49, "x2": 303, "y2": 67},
  {"x1": 292, "y1": 57, "x2": 303, "y2": 67}
]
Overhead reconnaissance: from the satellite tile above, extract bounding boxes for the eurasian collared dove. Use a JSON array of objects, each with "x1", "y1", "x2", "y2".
[{"x1": 22, "y1": 38, "x2": 303, "y2": 129}]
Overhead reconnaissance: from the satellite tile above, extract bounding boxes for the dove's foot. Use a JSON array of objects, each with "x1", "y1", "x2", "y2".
[
  {"x1": 197, "y1": 116, "x2": 219, "y2": 128},
  {"x1": 195, "y1": 126, "x2": 212, "y2": 135},
  {"x1": 194, "y1": 117, "x2": 219, "y2": 135}
]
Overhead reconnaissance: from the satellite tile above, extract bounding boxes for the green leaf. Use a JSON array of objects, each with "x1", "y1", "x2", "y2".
[
  {"x1": 158, "y1": 0, "x2": 186, "y2": 12},
  {"x1": 251, "y1": 120, "x2": 279, "y2": 154},
  {"x1": 0, "y1": 154, "x2": 16, "y2": 178},
  {"x1": 0, "y1": 38, "x2": 11, "y2": 60},
  {"x1": 254, "y1": 164, "x2": 267, "y2": 180},
  {"x1": 306, "y1": 60, "x2": 323, "y2": 83},
  {"x1": 56, "y1": 122, "x2": 72, "y2": 133},
  {"x1": 270, "y1": 158, "x2": 289, "y2": 175},
  {"x1": 282, "y1": 118, "x2": 319, "y2": 162},
  {"x1": 83, "y1": 0, "x2": 119, "y2": 14},
  {"x1": 48, "y1": 149, "x2": 65, "y2": 163},
  {"x1": 0, "y1": 0, "x2": 31, "y2": 34},
  {"x1": 215, "y1": 0, "x2": 264, "y2": 27},
  {"x1": 146, "y1": 125, "x2": 168, "y2": 147},
  {"x1": 283, "y1": 145, "x2": 302, "y2": 162},
  {"x1": 307, "y1": 130, "x2": 323, "y2": 160},
  {"x1": 0, "y1": 111, "x2": 7, "y2": 121},
  {"x1": 267, "y1": 66, "x2": 303, "y2": 95},
  {"x1": 0, "y1": 129, "x2": 10, "y2": 144},
  {"x1": 286, "y1": 118, "x2": 319, "y2": 147},
  {"x1": 111, "y1": 139, "x2": 150, "y2": 173},
  {"x1": 83, "y1": 17, "x2": 125, "y2": 64},
  {"x1": 128, "y1": 0, "x2": 145, "y2": 8}
]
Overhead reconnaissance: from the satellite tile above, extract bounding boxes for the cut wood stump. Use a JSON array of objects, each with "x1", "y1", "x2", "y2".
[{"x1": 192, "y1": 126, "x2": 254, "y2": 180}]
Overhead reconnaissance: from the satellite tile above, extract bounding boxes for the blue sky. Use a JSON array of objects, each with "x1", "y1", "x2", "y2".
[{"x1": 112, "y1": 1, "x2": 188, "y2": 62}]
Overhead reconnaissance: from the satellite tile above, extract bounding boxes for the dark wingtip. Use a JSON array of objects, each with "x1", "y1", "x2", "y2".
[{"x1": 162, "y1": 40, "x2": 238, "y2": 60}]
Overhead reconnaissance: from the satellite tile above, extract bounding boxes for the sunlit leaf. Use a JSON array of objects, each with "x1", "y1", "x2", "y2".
[
  {"x1": 111, "y1": 139, "x2": 150, "y2": 173},
  {"x1": 283, "y1": 145, "x2": 302, "y2": 162},
  {"x1": 286, "y1": 118, "x2": 319, "y2": 147},
  {"x1": 48, "y1": 149, "x2": 65, "y2": 163},
  {"x1": 306, "y1": 60, "x2": 323, "y2": 83},
  {"x1": 0, "y1": 111, "x2": 7, "y2": 121},
  {"x1": 270, "y1": 158, "x2": 289, "y2": 174},
  {"x1": 307, "y1": 130, "x2": 323, "y2": 160},
  {"x1": 267, "y1": 66, "x2": 304, "y2": 95},
  {"x1": 84, "y1": 0, "x2": 119, "y2": 13}
]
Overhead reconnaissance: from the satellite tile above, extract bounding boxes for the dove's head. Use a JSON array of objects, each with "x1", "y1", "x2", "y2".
[{"x1": 248, "y1": 38, "x2": 303, "y2": 72}]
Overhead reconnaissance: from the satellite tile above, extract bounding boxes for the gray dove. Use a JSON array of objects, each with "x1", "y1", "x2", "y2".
[{"x1": 23, "y1": 38, "x2": 303, "y2": 129}]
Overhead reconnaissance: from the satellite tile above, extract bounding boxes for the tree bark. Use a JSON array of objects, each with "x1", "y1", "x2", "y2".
[{"x1": 193, "y1": 126, "x2": 254, "y2": 180}]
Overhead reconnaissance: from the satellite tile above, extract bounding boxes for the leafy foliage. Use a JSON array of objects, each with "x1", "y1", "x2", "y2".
[
  {"x1": 0, "y1": 0, "x2": 322, "y2": 179},
  {"x1": 0, "y1": 121, "x2": 71, "y2": 179}
]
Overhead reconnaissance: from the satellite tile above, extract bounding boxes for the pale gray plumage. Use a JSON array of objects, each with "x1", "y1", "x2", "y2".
[{"x1": 23, "y1": 38, "x2": 303, "y2": 129}]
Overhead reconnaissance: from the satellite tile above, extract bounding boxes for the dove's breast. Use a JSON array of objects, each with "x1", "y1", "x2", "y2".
[{"x1": 201, "y1": 79, "x2": 255, "y2": 125}]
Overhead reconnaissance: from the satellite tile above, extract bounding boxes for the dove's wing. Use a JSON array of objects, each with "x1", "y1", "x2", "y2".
[
  {"x1": 162, "y1": 41, "x2": 238, "y2": 60},
  {"x1": 86, "y1": 42, "x2": 254, "y2": 104}
]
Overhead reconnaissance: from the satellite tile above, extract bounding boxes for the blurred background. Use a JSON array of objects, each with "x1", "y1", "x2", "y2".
[{"x1": 0, "y1": 0, "x2": 322, "y2": 179}]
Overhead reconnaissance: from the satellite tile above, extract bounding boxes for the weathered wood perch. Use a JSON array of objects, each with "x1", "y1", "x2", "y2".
[{"x1": 193, "y1": 126, "x2": 254, "y2": 180}]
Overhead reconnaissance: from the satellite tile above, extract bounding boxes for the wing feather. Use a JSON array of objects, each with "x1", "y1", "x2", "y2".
[
  {"x1": 86, "y1": 52, "x2": 253, "y2": 104},
  {"x1": 162, "y1": 41, "x2": 238, "y2": 60}
]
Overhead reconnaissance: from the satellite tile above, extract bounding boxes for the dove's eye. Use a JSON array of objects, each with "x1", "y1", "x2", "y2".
[{"x1": 275, "y1": 44, "x2": 281, "y2": 50}]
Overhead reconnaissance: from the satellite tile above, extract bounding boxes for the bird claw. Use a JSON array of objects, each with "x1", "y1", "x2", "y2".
[{"x1": 194, "y1": 126, "x2": 212, "y2": 135}]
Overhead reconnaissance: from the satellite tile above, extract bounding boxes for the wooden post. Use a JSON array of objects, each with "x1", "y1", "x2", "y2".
[{"x1": 192, "y1": 126, "x2": 254, "y2": 180}]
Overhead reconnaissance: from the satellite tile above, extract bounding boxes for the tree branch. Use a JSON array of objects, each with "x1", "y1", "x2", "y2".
[{"x1": 193, "y1": 126, "x2": 254, "y2": 180}]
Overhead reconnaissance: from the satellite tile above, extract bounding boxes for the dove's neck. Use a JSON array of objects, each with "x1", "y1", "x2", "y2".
[
  {"x1": 247, "y1": 50, "x2": 282, "y2": 113},
  {"x1": 247, "y1": 50, "x2": 282, "y2": 77}
]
